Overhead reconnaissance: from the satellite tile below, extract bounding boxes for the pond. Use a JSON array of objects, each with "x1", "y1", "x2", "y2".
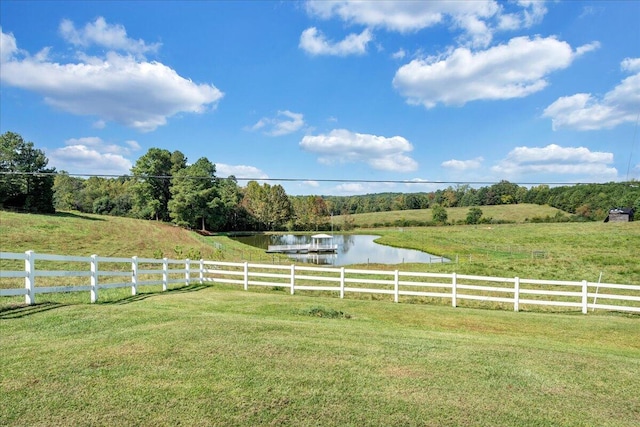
[{"x1": 230, "y1": 234, "x2": 449, "y2": 266}]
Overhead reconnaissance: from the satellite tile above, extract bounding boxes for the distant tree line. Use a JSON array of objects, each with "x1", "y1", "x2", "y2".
[{"x1": 2, "y1": 132, "x2": 638, "y2": 229}]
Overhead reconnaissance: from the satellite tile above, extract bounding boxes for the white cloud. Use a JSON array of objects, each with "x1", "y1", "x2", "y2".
[
  {"x1": 0, "y1": 27, "x2": 18, "y2": 62},
  {"x1": 305, "y1": 1, "x2": 547, "y2": 48},
  {"x1": 0, "y1": 22, "x2": 223, "y2": 132},
  {"x1": 491, "y1": 144, "x2": 617, "y2": 181},
  {"x1": 621, "y1": 57, "x2": 640, "y2": 73},
  {"x1": 300, "y1": 128, "x2": 418, "y2": 172},
  {"x1": 299, "y1": 27, "x2": 372, "y2": 56},
  {"x1": 215, "y1": 164, "x2": 269, "y2": 180},
  {"x1": 335, "y1": 183, "x2": 366, "y2": 194},
  {"x1": 441, "y1": 157, "x2": 484, "y2": 170},
  {"x1": 543, "y1": 58, "x2": 640, "y2": 130},
  {"x1": 47, "y1": 137, "x2": 140, "y2": 176},
  {"x1": 59, "y1": 17, "x2": 160, "y2": 57},
  {"x1": 393, "y1": 36, "x2": 590, "y2": 108},
  {"x1": 247, "y1": 110, "x2": 305, "y2": 136},
  {"x1": 391, "y1": 49, "x2": 406, "y2": 60}
]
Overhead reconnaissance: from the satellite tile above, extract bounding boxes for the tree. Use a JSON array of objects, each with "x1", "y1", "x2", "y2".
[
  {"x1": 432, "y1": 204, "x2": 448, "y2": 224},
  {"x1": 0, "y1": 131, "x2": 55, "y2": 213},
  {"x1": 53, "y1": 172, "x2": 85, "y2": 211},
  {"x1": 169, "y1": 158, "x2": 219, "y2": 230},
  {"x1": 466, "y1": 207, "x2": 483, "y2": 224},
  {"x1": 131, "y1": 148, "x2": 186, "y2": 221}
]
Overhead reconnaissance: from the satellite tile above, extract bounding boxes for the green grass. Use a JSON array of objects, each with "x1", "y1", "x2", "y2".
[
  {"x1": 1, "y1": 287, "x2": 638, "y2": 426},
  {"x1": 335, "y1": 203, "x2": 566, "y2": 227},
  {"x1": 365, "y1": 221, "x2": 640, "y2": 285}
]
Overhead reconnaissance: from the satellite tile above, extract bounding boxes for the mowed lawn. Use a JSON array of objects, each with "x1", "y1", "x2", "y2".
[{"x1": 1, "y1": 286, "x2": 639, "y2": 427}]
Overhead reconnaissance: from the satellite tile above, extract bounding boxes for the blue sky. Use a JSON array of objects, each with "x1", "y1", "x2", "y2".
[{"x1": 1, "y1": 1, "x2": 639, "y2": 195}]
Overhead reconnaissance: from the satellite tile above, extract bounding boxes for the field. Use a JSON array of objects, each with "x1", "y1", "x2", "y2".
[
  {"x1": 2, "y1": 286, "x2": 639, "y2": 426},
  {"x1": 334, "y1": 203, "x2": 566, "y2": 227},
  {"x1": 1, "y1": 209, "x2": 639, "y2": 426}
]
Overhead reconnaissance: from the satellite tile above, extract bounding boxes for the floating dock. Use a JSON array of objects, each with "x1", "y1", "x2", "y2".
[{"x1": 266, "y1": 234, "x2": 337, "y2": 254}]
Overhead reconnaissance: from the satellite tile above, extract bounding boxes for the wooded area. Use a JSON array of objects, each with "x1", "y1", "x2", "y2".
[{"x1": 1, "y1": 132, "x2": 639, "y2": 231}]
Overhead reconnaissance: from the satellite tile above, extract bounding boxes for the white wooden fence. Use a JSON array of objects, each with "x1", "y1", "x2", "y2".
[{"x1": 1, "y1": 251, "x2": 639, "y2": 314}]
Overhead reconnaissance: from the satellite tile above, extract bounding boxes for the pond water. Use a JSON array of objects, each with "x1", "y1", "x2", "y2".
[{"x1": 230, "y1": 234, "x2": 449, "y2": 266}]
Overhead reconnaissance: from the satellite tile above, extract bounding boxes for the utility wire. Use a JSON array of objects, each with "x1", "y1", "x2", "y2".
[{"x1": 0, "y1": 171, "x2": 633, "y2": 187}]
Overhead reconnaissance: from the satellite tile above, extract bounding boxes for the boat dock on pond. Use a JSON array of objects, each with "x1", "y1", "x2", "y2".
[{"x1": 266, "y1": 234, "x2": 337, "y2": 254}]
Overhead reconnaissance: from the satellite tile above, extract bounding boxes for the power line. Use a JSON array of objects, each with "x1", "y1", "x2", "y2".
[{"x1": 0, "y1": 170, "x2": 631, "y2": 187}]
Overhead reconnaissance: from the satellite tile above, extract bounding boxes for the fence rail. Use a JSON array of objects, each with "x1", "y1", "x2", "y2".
[{"x1": 1, "y1": 251, "x2": 639, "y2": 314}]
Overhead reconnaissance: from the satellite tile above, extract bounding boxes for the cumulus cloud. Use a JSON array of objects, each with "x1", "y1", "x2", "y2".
[
  {"x1": 0, "y1": 20, "x2": 223, "y2": 132},
  {"x1": 299, "y1": 27, "x2": 372, "y2": 56},
  {"x1": 47, "y1": 137, "x2": 140, "y2": 176},
  {"x1": 393, "y1": 36, "x2": 592, "y2": 108},
  {"x1": 441, "y1": 157, "x2": 484, "y2": 170},
  {"x1": 305, "y1": 1, "x2": 547, "y2": 48},
  {"x1": 59, "y1": 17, "x2": 160, "y2": 57},
  {"x1": 300, "y1": 128, "x2": 418, "y2": 172},
  {"x1": 247, "y1": 110, "x2": 305, "y2": 136},
  {"x1": 215, "y1": 164, "x2": 269, "y2": 180},
  {"x1": 491, "y1": 144, "x2": 617, "y2": 181},
  {"x1": 543, "y1": 58, "x2": 640, "y2": 130}
]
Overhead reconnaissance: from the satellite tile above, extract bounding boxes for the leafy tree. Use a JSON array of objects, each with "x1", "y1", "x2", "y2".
[
  {"x1": 131, "y1": 148, "x2": 185, "y2": 221},
  {"x1": 169, "y1": 158, "x2": 219, "y2": 230},
  {"x1": 53, "y1": 172, "x2": 85, "y2": 211},
  {"x1": 0, "y1": 131, "x2": 55, "y2": 213},
  {"x1": 432, "y1": 204, "x2": 448, "y2": 224},
  {"x1": 465, "y1": 207, "x2": 483, "y2": 224}
]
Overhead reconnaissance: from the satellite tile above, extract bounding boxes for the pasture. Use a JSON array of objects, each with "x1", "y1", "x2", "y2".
[
  {"x1": 1, "y1": 209, "x2": 639, "y2": 425},
  {"x1": 2, "y1": 286, "x2": 639, "y2": 426}
]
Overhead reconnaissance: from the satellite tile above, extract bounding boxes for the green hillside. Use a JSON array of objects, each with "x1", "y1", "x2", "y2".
[{"x1": 334, "y1": 203, "x2": 566, "y2": 228}]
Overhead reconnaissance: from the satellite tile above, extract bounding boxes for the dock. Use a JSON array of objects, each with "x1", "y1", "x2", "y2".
[{"x1": 266, "y1": 234, "x2": 337, "y2": 254}]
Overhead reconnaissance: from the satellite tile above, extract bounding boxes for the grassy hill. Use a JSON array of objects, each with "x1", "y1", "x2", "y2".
[
  {"x1": 334, "y1": 203, "x2": 565, "y2": 228},
  {"x1": 0, "y1": 211, "x2": 267, "y2": 262}
]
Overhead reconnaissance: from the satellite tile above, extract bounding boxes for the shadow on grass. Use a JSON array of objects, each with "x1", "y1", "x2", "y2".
[
  {"x1": 0, "y1": 302, "x2": 67, "y2": 319},
  {"x1": 49, "y1": 211, "x2": 106, "y2": 221},
  {"x1": 98, "y1": 284, "x2": 209, "y2": 305}
]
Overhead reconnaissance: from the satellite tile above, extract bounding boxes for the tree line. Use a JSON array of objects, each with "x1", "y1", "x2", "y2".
[{"x1": 1, "y1": 132, "x2": 638, "y2": 230}]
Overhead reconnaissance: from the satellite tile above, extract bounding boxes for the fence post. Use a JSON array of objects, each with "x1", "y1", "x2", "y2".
[
  {"x1": 162, "y1": 258, "x2": 168, "y2": 291},
  {"x1": 185, "y1": 259, "x2": 191, "y2": 286},
  {"x1": 290, "y1": 264, "x2": 295, "y2": 295},
  {"x1": 394, "y1": 270, "x2": 399, "y2": 303},
  {"x1": 514, "y1": 277, "x2": 520, "y2": 312},
  {"x1": 199, "y1": 259, "x2": 204, "y2": 285},
  {"x1": 131, "y1": 256, "x2": 138, "y2": 296},
  {"x1": 340, "y1": 267, "x2": 345, "y2": 299},
  {"x1": 451, "y1": 272, "x2": 457, "y2": 308},
  {"x1": 90, "y1": 255, "x2": 99, "y2": 303},
  {"x1": 582, "y1": 280, "x2": 588, "y2": 314},
  {"x1": 243, "y1": 262, "x2": 249, "y2": 291},
  {"x1": 24, "y1": 250, "x2": 35, "y2": 305}
]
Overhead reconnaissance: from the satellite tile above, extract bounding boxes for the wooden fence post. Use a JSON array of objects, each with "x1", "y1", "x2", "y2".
[
  {"x1": 514, "y1": 277, "x2": 520, "y2": 312},
  {"x1": 451, "y1": 272, "x2": 457, "y2": 308},
  {"x1": 25, "y1": 250, "x2": 35, "y2": 305},
  {"x1": 290, "y1": 264, "x2": 295, "y2": 295},
  {"x1": 90, "y1": 255, "x2": 99, "y2": 303},
  {"x1": 243, "y1": 262, "x2": 249, "y2": 291},
  {"x1": 199, "y1": 259, "x2": 204, "y2": 285},
  {"x1": 340, "y1": 267, "x2": 345, "y2": 299},
  {"x1": 131, "y1": 256, "x2": 138, "y2": 296},
  {"x1": 185, "y1": 259, "x2": 191, "y2": 286},
  {"x1": 162, "y1": 258, "x2": 168, "y2": 291},
  {"x1": 394, "y1": 270, "x2": 399, "y2": 303},
  {"x1": 582, "y1": 280, "x2": 588, "y2": 314}
]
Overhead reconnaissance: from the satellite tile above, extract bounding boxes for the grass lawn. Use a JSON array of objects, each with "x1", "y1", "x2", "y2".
[{"x1": 1, "y1": 286, "x2": 639, "y2": 426}]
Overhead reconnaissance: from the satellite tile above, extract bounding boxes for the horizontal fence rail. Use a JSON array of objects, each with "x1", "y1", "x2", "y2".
[{"x1": 1, "y1": 251, "x2": 639, "y2": 314}]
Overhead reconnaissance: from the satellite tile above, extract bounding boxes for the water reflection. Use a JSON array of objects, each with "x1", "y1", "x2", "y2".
[{"x1": 231, "y1": 234, "x2": 449, "y2": 266}]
